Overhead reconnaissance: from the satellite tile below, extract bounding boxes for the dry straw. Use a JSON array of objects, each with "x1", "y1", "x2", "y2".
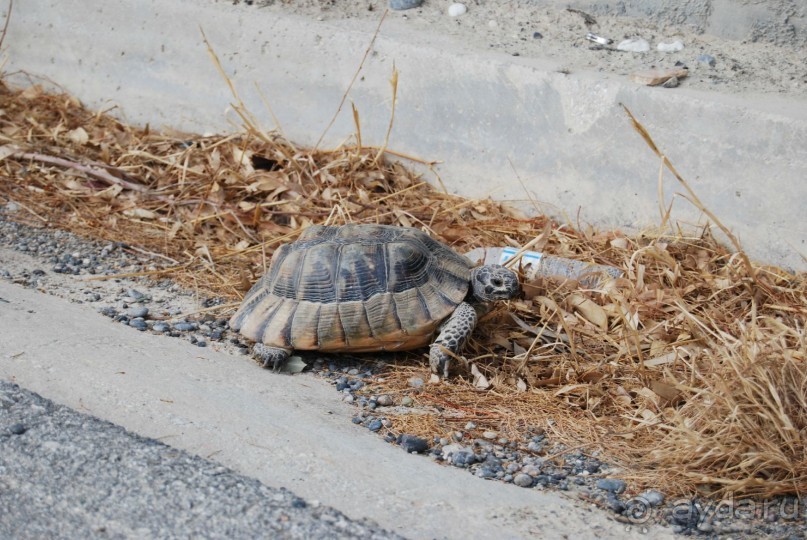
[{"x1": 0, "y1": 74, "x2": 804, "y2": 499}]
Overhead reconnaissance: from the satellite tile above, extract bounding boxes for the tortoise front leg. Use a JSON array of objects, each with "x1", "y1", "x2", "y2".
[
  {"x1": 253, "y1": 344, "x2": 292, "y2": 372},
  {"x1": 429, "y1": 302, "x2": 477, "y2": 378}
]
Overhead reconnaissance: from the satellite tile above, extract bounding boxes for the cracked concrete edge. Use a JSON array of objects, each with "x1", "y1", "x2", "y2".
[
  {"x1": 4, "y1": 0, "x2": 807, "y2": 271},
  {"x1": 0, "y1": 248, "x2": 673, "y2": 539}
]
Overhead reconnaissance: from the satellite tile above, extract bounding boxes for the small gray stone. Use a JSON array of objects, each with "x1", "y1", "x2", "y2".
[
  {"x1": 442, "y1": 444, "x2": 476, "y2": 467},
  {"x1": 174, "y1": 322, "x2": 197, "y2": 332},
  {"x1": 662, "y1": 76, "x2": 680, "y2": 88},
  {"x1": 476, "y1": 467, "x2": 495, "y2": 479},
  {"x1": 400, "y1": 396, "x2": 414, "y2": 407},
  {"x1": 367, "y1": 419, "x2": 383, "y2": 432},
  {"x1": 641, "y1": 490, "x2": 665, "y2": 506},
  {"x1": 9, "y1": 423, "x2": 26, "y2": 435},
  {"x1": 129, "y1": 318, "x2": 148, "y2": 331},
  {"x1": 696, "y1": 520, "x2": 713, "y2": 533},
  {"x1": 389, "y1": 0, "x2": 422, "y2": 10},
  {"x1": 527, "y1": 441, "x2": 543, "y2": 452},
  {"x1": 127, "y1": 306, "x2": 149, "y2": 318},
  {"x1": 596, "y1": 478, "x2": 627, "y2": 494},
  {"x1": 513, "y1": 473, "x2": 533, "y2": 488},
  {"x1": 376, "y1": 395, "x2": 393, "y2": 407},
  {"x1": 407, "y1": 377, "x2": 424, "y2": 388},
  {"x1": 152, "y1": 323, "x2": 169, "y2": 333},
  {"x1": 697, "y1": 54, "x2": 716, "y2": 67},
  {"x1": 398, "y1": 434, "x2": 429, "y2": 454},
  {"x1": 127, "y1": 289, "x2": 145, "y2": 300},
  {"x1": 464, "y1": 422, "x2": 477, "y2": 430}
]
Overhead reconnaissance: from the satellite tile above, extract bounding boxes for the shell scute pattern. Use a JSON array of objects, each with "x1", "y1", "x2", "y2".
[{"x1": 230, "y1": 224, "x2": 472, "y2": 352}]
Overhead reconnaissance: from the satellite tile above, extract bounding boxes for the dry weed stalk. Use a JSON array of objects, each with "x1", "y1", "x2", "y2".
[{"x1": 0, "y1": 81, "x2": 804, "y2": 498}]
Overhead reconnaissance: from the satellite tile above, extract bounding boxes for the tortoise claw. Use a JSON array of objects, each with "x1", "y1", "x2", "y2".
[{"x1": 253, "y1": 344, "x2": 291, "y2": 373}]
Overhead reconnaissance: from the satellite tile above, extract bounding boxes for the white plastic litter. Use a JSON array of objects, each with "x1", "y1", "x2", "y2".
[{"x1": 465, "y1": 246, "x2": 623, "y2": 288}]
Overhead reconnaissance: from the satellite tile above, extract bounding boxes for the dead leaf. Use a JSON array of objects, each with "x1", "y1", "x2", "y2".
[
  {"x1": 650, "y1": 380, "x2": 682, "y2": 404},
  {"x1": 0, "y1": 144, "x2": 18, "y2": 162},
  {"x1": 567, "y1": 293, "x2": 608, "y2": 331},
  {"x1": 122, "y1": 208, "x2": 157, "y2": 219},
  {"x1": 471, "y1": 363, "x2": 491, "y2": 389}
]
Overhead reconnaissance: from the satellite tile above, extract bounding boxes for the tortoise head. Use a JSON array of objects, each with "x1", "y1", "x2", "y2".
[{"x1": 469, "y1": 264, "x2": 520, "y2": 303}]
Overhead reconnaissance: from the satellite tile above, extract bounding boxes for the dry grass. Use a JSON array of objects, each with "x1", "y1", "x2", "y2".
[{"x1": 0, "y1": 80, "x2": 805, "y2": 499}]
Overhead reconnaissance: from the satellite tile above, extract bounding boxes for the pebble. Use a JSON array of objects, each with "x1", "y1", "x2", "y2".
[
  {"x1": 174, "y1": 322, "x2": 197, "y2": 332},
  {"x1": 476, "y1": 467, "x2": 495, "y2": 479},
  {"x1": 657, "y1": 40, "x2": 684, "y2": 52},
  {"x1": 442, "y1": 444, "x2": 476, "y2": 467},
  {"x1": 398, "y1": 434, "x2": 429, "y2": 453},
  {"x1": 127, "y1": 289, "x2": 145, "y2": 300},
  {"x1": 527, "y1": 441, "x2": 544, "y2": 452},
  {"x1": 407, "y1": 377, "x2": 424, "y2": 388},
  {"x1": 376, "y1": 395, "x2": 393, "y2": 406},
  {"x1": 533, "y1": 31, "x2": 543, "y2": 39},
  {"x1": 465, "y1": 422, "x2": 477, "y2": 430},
  {"x1": 696, "y1": 520, "x2": 714, "y2": 533},
  {"x1": 482, "y1": 431, "x2": 497, "y2": 440},
  {"x1": 129, "y1": 318, "x2": 148, "y2": 331},
  {"x1": 697, "y1": 53, "x2": 717, "y2": 67},
  {"x1": 662, "y1": 76, "x2": 680, "y2": 88},
  {"x1": 9, "y1": 423, "x2": 26, "y2": 435},
  {"x1": 596, "y1": 478, "x2": 627, "y2": 494},
  {"x1": 366, "y1": 419, "x2": 383, "y2": 432},
  {"x1": 388, "y1": 0, "x2": 422, "y2": 10},
  {"x1": 670, "y1": 500, "x2": 701, "y2": 528},
  {"x1": 617, "y1": 38, "x2": 650, "y2": 53},
  {"x1": 447, "y1": 3, "x2": 466, "y2": 17},
  {"x1": 513, "y1": 473, "x2": 533, "y2": 488},
  {"x1": 641, "y1": 489, "x2": 665, "y2": 506},
  {"x1": 127, "y1": 306, "x2": 149, "y2": 318},
  {"x1": 400, "y1": 396, "x2": 414, "y2": 406}
]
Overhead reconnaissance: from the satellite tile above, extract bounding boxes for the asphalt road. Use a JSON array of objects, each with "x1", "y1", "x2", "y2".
[{"x1": 0, "y1": 380, "x2": 398, "y2": 539}]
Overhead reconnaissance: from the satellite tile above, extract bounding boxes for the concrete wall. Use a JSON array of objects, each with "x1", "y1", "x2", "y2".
[{"x1": 5, "y1": 0, "x2": 807, "y2": 270}]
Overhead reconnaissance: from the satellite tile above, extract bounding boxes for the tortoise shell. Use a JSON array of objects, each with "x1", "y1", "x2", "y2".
[{"x1": 229, "y1": 224, "x2": 472, "y2": 352}]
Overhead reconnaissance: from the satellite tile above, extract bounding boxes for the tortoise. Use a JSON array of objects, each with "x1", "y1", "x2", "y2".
[{"x1": 229, "y1": 224, "x2": 520, "y2": 377}]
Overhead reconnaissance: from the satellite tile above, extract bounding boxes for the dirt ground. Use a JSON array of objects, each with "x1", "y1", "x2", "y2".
[{"x1": 230, "y1": 0, "x2": 807, "y2": 98}]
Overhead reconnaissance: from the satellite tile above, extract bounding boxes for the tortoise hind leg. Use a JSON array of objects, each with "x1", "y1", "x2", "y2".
[
  {"x1": 429, "y1": 302, "x2": 477, "y2": 378},
  {"x1": 253, "y1": 344, "x2": 292, "y2": 372}
]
